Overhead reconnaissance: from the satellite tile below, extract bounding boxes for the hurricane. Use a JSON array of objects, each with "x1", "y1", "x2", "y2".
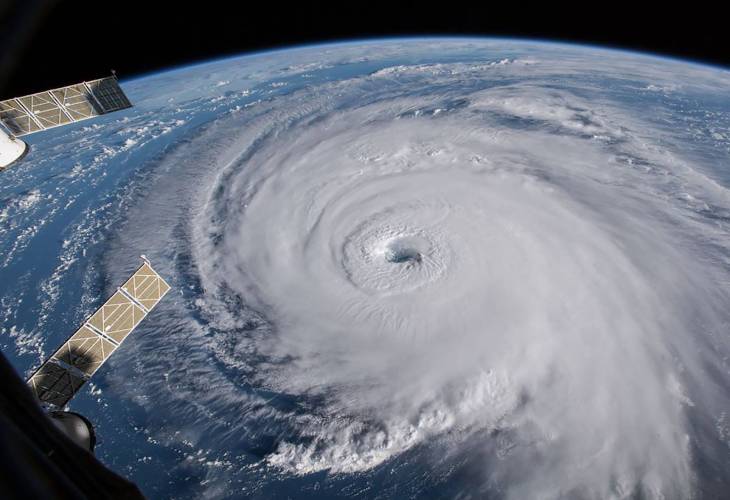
[{"x1": 2, "y1": 39, "x2": 730, "y2": 498}]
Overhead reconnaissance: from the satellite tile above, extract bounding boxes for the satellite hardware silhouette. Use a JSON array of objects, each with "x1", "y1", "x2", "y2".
[
  {"x1": 26, "y1": 257, "x2": 170, "y2": 450},
  {"x1": 0, "y1": 70, "x2": 165, "y2": 497},
  {"x1": 0, "y1": 73, "x2": 131, "y2": 169}
]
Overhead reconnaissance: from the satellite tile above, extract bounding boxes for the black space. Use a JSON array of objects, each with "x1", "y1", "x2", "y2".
[{"x1": 1, "y1": 0, "x2": 728, "y2": 99}]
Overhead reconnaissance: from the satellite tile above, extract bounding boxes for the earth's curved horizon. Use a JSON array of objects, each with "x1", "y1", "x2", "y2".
[
  {"x1": 125, "y1": 36, "x2": 730, "y2": 86},
  {"x1": 2, "y1": 38, "x2": 730, "y2": 499}
]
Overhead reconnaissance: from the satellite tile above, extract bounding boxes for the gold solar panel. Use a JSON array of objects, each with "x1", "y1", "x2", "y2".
[
  {"x1": 27, "y1": 258, "x2": 170, "y2": 408},
  {"x1": 19, "y1": 92, "x2": 72, "y2": 129},
  {"x1": 120, "y1": 262, "x2": 171, "y2": 311},
  {"x1": 54, "y1": 325, "x2": 117, "y2": 377},
  {"x1": 51, "y1": 84, "x2": 101, "y2": 121},
  {"x1": 87, "y1": 291, "x2": 146, "y2": 344},
  {"x1": 28, "y1": 362, "x2": 86, "y2": 408},
  {"x1": 0, "y1": 75, "x2": 132, "y2": 137},
  {"x1": 0, "y1": 98, "x2": 42, "y2": 135}
]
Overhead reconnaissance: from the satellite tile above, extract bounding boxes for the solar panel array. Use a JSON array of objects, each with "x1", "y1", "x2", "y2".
[
  {"x1": 28, "y1": 260, "x2": 170, "y2": 408},
  {"x1": 0, "y1": 77, "x2": 132, "y2": 137},
  {"x1": 86, "y1": 77, "x2": 132, "y2": 114}
]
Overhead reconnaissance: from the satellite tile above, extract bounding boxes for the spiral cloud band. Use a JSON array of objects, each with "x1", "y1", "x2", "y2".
[{"x1": 8, "y1": 40, "x2": 730, "y2": 498}]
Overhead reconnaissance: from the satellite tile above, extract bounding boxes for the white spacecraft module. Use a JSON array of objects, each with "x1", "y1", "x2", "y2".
[
  {"x1": 0, "y1": 75, "x2": 132, "y2": 169},
  {"x1": 27, "y1": 258, "x2": 170, "y2": 408}
]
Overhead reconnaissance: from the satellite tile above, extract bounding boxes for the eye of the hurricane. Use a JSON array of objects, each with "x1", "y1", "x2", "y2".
[
  {"x1": 385, "y1": 238, "x2": 423, "y2": 264},
  {"x1": 342, "y1": 229, "x2": 448, "y2": 294}
]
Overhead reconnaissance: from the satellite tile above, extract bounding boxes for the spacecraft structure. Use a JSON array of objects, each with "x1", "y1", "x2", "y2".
[
  {"x1": 0, "y1": 74, "x2": 132, "y2": 169},
  {"x1": 28, "y1": 257, "x2": 170, "y2": 409},
  {"x1": 25, "y1": 257, "x2": 170, "y2": 451}
]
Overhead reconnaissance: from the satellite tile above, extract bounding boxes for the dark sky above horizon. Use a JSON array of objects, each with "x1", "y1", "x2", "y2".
[{"x1": 1, "y1": 0, "x2": 728, "y2": 99}]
